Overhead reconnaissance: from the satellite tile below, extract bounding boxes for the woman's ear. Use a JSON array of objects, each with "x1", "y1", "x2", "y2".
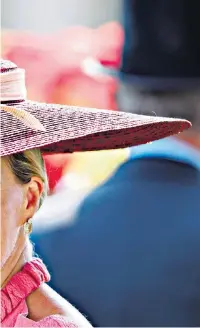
[{"x1": 23, "y1": 177, "x2": 44, "y2": 223}]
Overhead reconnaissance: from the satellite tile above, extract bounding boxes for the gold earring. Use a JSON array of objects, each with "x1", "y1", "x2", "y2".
[{"x1": 24, "y1": 218, "x2": 33, "y2": 235}]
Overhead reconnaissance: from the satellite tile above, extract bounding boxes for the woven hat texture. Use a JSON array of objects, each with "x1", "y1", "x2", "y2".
[{"x1": 0, "y1": 59, "x2": 191, "y2": 156}]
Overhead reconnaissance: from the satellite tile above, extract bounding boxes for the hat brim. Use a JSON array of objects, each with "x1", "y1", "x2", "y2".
[{"x1": 1, "y1": 100, "x2": 191, "y2": 156}]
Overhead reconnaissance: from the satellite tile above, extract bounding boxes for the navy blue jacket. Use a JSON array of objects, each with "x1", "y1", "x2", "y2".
[{"x1": 32, "y1": 138, "x2": 200, "y2": 326}]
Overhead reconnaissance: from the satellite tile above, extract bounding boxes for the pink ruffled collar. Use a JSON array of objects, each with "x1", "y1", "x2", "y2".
[{"x1": 1, "y1": 258, "x2": 50, "y2": 326}]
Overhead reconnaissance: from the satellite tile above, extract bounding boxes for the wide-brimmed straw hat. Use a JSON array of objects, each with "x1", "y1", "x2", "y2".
[{"x1": 0, "y1": 59, "x2": 191, "y2": 157}]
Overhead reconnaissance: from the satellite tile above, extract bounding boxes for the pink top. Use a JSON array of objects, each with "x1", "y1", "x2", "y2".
[{"x1": 1, "y1": 258, "x2": 83, "y2": 327}]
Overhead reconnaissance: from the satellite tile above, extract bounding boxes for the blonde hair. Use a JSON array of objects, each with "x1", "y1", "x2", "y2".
[{"x1": 6, "y1": 148, "x2": 48, "y2": 209}]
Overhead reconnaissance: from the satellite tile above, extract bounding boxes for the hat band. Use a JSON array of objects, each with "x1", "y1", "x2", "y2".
[{"x1": 0, "y1": 68, "x2": 27, "y2": 102}]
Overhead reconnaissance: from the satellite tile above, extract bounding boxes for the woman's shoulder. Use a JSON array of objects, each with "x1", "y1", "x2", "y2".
[{"x1": 24, "y1": 284, "x2": 92, "y2": 327}]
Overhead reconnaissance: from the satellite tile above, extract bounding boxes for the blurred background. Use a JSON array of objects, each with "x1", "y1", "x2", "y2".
[
  {"x1": 1, "y1": 0, "x2": 200, "y2": 326},
  {"x1": 2, "y1": 0, "x2": 121, "y2": 31}
]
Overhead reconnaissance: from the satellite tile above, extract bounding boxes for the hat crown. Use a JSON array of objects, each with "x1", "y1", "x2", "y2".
[
  {"x1": 0, "y1": 59, "x2": 26, "y2": 102},
  {"x1": 0, "y1": 59, "x2": 18, "y2": 73}
]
